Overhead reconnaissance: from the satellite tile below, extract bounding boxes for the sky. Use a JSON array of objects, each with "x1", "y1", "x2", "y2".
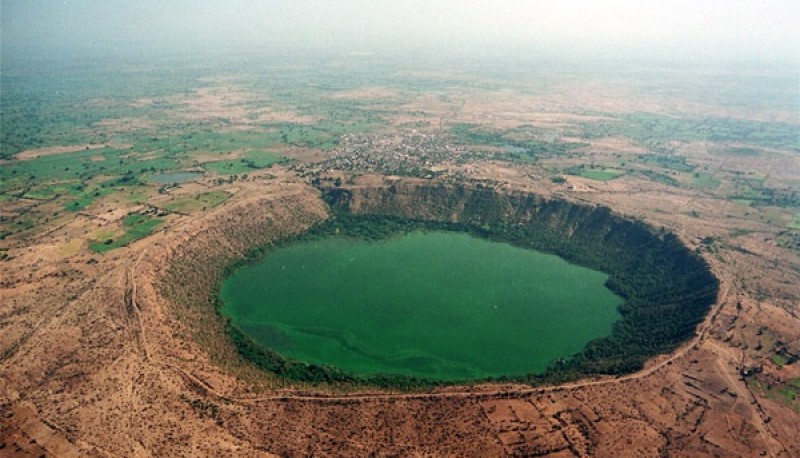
[{"x1": 2, "y1": 0, "x2": 799, "y2": 63}]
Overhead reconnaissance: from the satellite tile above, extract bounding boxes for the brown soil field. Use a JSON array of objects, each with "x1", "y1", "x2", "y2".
[
  {"x1": 1, "y1": 162, "x2": 799, "y2": 457},
  {"x1": 15, "y1": 144, "x2": 112, "y2": 161}
]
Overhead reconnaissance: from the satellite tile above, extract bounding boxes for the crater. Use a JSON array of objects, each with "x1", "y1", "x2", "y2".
[{"x1": 160, "y1": 180, "x2": 719, "y2": 387}]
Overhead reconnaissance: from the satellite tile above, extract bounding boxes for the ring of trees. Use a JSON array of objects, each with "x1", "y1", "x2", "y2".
[{"x1": 221, "y1": 182, "x2": 719, "y2": 389}]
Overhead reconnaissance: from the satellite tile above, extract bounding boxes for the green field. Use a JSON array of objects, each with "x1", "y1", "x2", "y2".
[
  {"x1": 634, "y1": 154, "x2": 696, "y2": 172},
  {"x1": 771, "y1": 354, "x2": 789, "y2": 367},
  {"x1": 690, "y1": 172, "x2": 721, "y2": 189},
  {"x1": 221, "y1": 231, "x2": 622, "y2": 381},
  {"x1": 748, "y1": 376, "x2": 800, "y2": 413},
  {"x1": 89, "y1": 214, "x2": 163, "y2": 253},
  {"x1": 63, "y1": 186, "x2": 115, "y2": 211},
  {"x1": 203, "y1": 150, "x2": 287, "y2": 175},
  {"x1": 580, "y1": 169, "x2": 624, "y2": 181},
  {"x1": 789, "y1": 213, "x2": 800, "y2": 230}
]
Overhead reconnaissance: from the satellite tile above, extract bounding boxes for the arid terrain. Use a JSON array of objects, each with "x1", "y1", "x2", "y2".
[{"x1": 1, "y1": 54, "x2": 799, "y2": 457}]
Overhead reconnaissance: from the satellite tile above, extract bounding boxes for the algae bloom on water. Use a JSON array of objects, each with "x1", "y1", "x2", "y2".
[{"x1": 221, "y1": 231, "x2": 622, "y2": 381}]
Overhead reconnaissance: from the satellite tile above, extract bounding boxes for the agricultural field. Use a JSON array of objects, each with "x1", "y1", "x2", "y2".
[
  {"x1": 88, "y1": 213, "x2": 163, "y2": 253},
  {"x1": 789, "y1": 213, "x2": 800, "y2": 229}
]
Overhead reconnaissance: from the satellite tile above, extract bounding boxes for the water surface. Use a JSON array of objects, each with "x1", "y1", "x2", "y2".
[
  {"x1": 221, "y1": 231, "x2": 622, "y2": 381},
  {"x1": 147, "y1": 171, "x2": 203, "y2": 184}
]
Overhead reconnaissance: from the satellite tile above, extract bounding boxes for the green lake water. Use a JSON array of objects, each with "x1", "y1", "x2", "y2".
[{"x1": 220, "y1": 231, "x2": 622, "y2": 381}]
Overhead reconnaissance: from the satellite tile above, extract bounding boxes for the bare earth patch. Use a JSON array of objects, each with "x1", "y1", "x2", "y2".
[{"x1": 15, "y1": 144, "x2": 110, "y2": 160}]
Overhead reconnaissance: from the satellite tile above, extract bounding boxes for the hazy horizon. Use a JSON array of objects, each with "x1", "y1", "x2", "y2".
[{"x1": 2, "y1": 0, "x2": 799, "y2": 65}]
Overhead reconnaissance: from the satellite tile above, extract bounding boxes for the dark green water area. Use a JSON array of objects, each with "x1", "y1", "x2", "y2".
[{"x1": 221, "y1": 231, "x2": 622, "y2": 381}]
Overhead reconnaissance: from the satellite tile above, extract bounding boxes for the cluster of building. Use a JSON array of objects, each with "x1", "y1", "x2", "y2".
[{"x1": 296, "y1": 132, "x2": 470, "y2": 178}]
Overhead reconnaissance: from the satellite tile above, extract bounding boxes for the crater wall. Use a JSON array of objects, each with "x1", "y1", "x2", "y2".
[{"x1": 158, "y1": 180, "x2": 719, "y2": 385}]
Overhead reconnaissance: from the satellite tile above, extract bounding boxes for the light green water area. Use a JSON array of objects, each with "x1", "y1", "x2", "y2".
[
  {"x1": 221, "y1": 231, "x2": 622, "y2": 381},
  {"x1": 147, "y1": 171, "x2": 203, "y2": 184}
]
